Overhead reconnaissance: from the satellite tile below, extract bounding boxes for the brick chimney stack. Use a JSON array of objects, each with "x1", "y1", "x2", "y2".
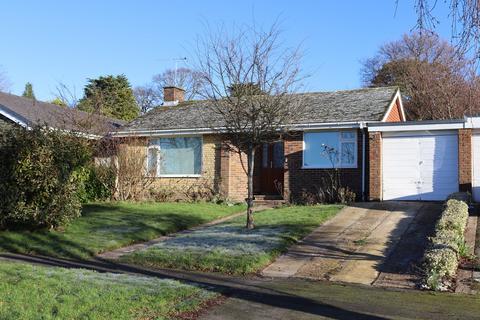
[{"x1": 163, "y1": 86, "x2": 185, "y2": 106}]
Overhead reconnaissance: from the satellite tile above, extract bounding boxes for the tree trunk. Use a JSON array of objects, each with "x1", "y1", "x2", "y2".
[{"x1": 246, "y1": 146, "x2": 255, "y2": 229}]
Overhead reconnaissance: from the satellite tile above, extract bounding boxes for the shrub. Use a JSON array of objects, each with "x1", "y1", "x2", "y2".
[
  {"x1": 0, "y1": 127, "x2": 91, "y2": 229},
  {"x1": 297, "y1": 186, "x2": 356, "y2": 205},
  {"x1": 425, "y1": 246, "x2": 458, "y2": 278},
  {"x1": 75, "y1": 164, "x2": 116, "y2": 203},
  {"x1": 149, "y1": 186, "x2": 177, "y2": 202},
  {"x1": 436, "y1": 199, "x2": 469, "y2": 236},
  {"x1": 423, "y1": 194, "x2": 470, "y2": 290}
]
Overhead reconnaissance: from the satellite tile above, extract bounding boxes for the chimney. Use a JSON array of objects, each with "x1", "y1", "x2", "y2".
[{"x1": 163, "y1": 86, "x2": 185, "y2": 106}]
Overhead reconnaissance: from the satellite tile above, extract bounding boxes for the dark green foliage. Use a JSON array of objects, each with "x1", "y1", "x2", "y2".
[
  {"x1": 78, "y1": 75, "x2": 139, "y2": 121},
  {"x1": 0, "y1": 127, "x2": 91, "y2": 229},
  {"x1": 22, "y1": 82, "x2": 35, "y2": 100},
  {"x1": 75, "y1": 164, "x2": 116, "y2": 203}
]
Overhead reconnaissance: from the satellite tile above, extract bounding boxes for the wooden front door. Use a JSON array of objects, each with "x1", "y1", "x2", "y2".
[{"x1": 260, "y1": 142, "x2": 285, "y2": 195}]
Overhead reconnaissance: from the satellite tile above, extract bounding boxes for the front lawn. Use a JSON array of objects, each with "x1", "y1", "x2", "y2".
[
  {"x1": 121, "y1": 205, "x2": 341, "y2": 274},
  {"x1": 0, "y1": 202, "x2": 245, "y2": 260},
  {"x1": 0, "y1": 261, "x2": 218, "y2": 319}
]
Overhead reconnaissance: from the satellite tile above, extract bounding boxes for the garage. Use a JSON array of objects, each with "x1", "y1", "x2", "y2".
[{"x1": 382, "y1": 131, "x2": 459, "y2": 201}]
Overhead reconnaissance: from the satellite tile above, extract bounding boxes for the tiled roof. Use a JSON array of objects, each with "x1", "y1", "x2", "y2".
[
  {"x1": 121, "y1": 86, "x2": 399, "y2": 133},
  {"x1": 0, "y1": 91, "x2": 125, "y2": 135}
]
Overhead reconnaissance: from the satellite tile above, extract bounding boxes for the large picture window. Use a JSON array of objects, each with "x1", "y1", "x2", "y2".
[
  {"x1": 147, "y1": 136, "x2": 202, "y2": 176},
  {"x1": 303, "y1": 130, "x2": 357, "y2": 168}
]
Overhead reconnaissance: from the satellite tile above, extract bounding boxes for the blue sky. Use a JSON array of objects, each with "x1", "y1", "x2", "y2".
[{"x1": 0, "y1": 0, "x2": 452, "y2": 101}]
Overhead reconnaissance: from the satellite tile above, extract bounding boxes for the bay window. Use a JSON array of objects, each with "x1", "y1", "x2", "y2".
[
  {"x1": 303, "y1": 130, "x2": 357, "y2": 168},
  {"x1": 147, "y1": 136, "x2": 202, "y2": 177}
]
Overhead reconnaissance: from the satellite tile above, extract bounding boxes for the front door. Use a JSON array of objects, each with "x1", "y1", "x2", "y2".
[{"x1": 260, "y1": 142, "x2": 285, "y2": 195}]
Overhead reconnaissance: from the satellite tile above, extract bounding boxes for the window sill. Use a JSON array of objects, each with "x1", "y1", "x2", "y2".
[
  {"x1": 301, "y1": 166, "x2": 358, "y2": 170},
  {"x1": 155, "y1": 174, "x2": 202, "y2": 178}
]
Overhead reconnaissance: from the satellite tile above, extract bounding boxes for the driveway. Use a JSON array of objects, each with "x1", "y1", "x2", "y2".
[{"x1": 262, "y1": 202, "x2": 441, "y2": 288}]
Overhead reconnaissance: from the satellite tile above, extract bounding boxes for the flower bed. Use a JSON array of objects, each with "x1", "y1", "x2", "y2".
[{"x1": 423, "y1": 194, "x2": 470, "y2": 290}]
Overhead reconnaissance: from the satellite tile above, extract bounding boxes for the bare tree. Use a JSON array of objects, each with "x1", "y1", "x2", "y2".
[
  {"x1": 361, "y1": 32, "x2": 480, "y2": 119},
  {"x1": 0, "y1": 67, "x2": 11, "y2": 92},
  {"x1": 152, "y1": 67, "x2": 204, "y2": 101},
  {"x1": 195, "y1": 22, "x2": 306, "y2": 229},
  {"x1": 133, "y1": 85, "x2": 161, "y2": 114},
  {"x1": 54, "y1": 82, "x2": 79, "y2": 108},
  {"x1": 410, "y1": 0, "x2": 480, "y2": 61}
]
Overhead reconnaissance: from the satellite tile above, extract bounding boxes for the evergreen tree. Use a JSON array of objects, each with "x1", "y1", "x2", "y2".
[
  {"x1": 78, "y1": 75, "x2": 139, "y2": 121},
  {"x1": 22, "y1": 82, "x2": 35, "y2": 100}
]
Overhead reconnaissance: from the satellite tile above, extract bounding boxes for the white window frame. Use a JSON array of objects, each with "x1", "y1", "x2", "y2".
[
  {"x1": 302, "y1": 130, "x2": 358, "y2": 169},
  {"x1": 146, "y1": 135, "x2": 203, "y2": 178}
]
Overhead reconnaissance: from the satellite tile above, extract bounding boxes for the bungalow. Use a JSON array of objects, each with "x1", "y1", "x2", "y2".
[
  {"x1": 0, "y1": 91, "x2": 124, "y2": 138},
  {"x1": 114, "y1": 86, "x2": 405, "y2": 202}
]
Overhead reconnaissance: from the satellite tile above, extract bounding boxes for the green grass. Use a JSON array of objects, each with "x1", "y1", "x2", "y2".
[
  {"x1": 122, "y1": 205, "x2": 342, "y2": 275},
  {"x1": 0, "y1": 261, "x2": 218, "y2": 320},
  {"x1": 0, "y1": 202, "x2": 245, "y2": 260}
]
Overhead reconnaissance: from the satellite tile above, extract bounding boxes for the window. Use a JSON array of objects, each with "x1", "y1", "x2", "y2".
[
  {"x1": 147, "y1": 136, "x2": 202, "y2": 176},
  {"x1": 303, "y1": 130, "x2": 357, "y2": 168}
]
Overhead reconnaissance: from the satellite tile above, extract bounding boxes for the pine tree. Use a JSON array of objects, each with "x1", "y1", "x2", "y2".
[
  {"x1": 78, "y1": 75, "x2": 139, "y2": 121},
  {"x1": 22, "y1": 82, "x2": 35, "y2": 100}
]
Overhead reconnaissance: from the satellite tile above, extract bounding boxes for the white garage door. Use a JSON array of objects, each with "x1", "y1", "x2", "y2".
[
  {"x1": 472, "y1": 133, "x2": 480, "y2": 202},
  {"x1": 382, "y1": 131, "x2": 459, "y2": 201}
]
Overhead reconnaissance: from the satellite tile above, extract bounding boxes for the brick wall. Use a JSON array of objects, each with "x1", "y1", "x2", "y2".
[
  {"x1": 385, "y1": 99, "x2": 403, "y2": 122},
  {"x1": 224, "y1": 150, "x2": 248, "y2": 201},
  {"x1": 458, "y1": 128, "x2": 472, "y2": 193},
  {"x1": 284, "y1": 129, "x2": 366, "y2": 203},
  {"x1": 368, "y1": 131, "x2": 382, "y2": 201}
]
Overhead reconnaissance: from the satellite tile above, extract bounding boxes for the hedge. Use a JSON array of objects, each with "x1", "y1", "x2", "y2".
[
  {"x1": 0, "y1": 127, "x2": 92, "y2": 230},
  {"x1": 423, "y1": 196, "x2": 469, "y2": 290}
]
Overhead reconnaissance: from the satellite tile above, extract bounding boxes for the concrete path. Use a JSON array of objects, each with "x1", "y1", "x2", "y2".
[{"x1": 262, "y1": 202, "x2": 441, "y2": 287}]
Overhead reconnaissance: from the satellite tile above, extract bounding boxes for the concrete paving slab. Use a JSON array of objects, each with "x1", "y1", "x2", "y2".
[
  {"x1": 262, "y1": 204, "x2": 374, "y2": 278},
  {"x1": 263, "y1": 202, "x2": 437, "y2": 289}
]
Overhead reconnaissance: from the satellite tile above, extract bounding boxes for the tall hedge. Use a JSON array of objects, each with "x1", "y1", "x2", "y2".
[{"x1": 0, "y1": 127, "x2": 92, "y2": 229}]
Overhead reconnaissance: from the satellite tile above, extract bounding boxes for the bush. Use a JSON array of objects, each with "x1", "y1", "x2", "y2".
[
  {"x1": 423, "y1": 194, "x2": 469, "y2": 290},
  {"x1": 297, "y1": 186, "x2": 356, "y2": 205},
  {"x1": 0, "y1": 127, "x2": 91, "y2": 229},
  {"x1": 75, "y1": 164, "x2": 116, "y2": 203},
  {"x1": 436, "y1": 199, "x2": 469, "y2": 236}
]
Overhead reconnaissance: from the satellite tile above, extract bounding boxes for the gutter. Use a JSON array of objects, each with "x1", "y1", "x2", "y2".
[{"x1": 111, "y1": 121, "x2": 380, "y2": 137}]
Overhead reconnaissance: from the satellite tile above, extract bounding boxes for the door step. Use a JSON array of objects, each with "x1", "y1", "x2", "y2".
[{"x1": 253, "y1": 195, "x2": 285, "y2": 207}]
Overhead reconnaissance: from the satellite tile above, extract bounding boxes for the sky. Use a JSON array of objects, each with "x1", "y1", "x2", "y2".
[{"x1": 0, "y1": 0, "x2": 453, "y2": 101}]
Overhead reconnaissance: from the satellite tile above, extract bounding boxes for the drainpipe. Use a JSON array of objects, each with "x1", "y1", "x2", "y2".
[{"x1": 360, "y1": 122, "x2": 366, "y2": 201}]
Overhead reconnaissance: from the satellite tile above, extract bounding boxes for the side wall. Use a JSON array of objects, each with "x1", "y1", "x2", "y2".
[
  {"x1": 284, "y1": 129, "x2": 366, "y2": 203},
  {"x1": 458, "y1": 128, "x2": 472, "y2": 193}
]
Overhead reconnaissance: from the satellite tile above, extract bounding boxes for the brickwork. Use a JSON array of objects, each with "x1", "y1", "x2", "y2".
[
  {"x1": 368, "y1": 132, "x2": 382, "y2": 201},
  {"x1": 458, "y1": 129, "x2": 472, "y2": 193},
  {"x1": 226, "y1": 150, "x2": 249, "y2": 201},
  {"x1": 163, "y1": 86, "x2": 185, "y2": 103},
  {"x1": 385, "y1": 99, "x2": 404, "y2": 122},
  {"x1": 284, "y1": 129, "x2": 366, "y2": 203}
]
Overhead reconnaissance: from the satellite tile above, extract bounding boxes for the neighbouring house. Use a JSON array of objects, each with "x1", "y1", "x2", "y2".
[
  {"x1": 0, "y1": 91, "x2": 124, "y2": 138},
  {"x1": 113, "y1": 86, "x2": 405, "y2": 202}
]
